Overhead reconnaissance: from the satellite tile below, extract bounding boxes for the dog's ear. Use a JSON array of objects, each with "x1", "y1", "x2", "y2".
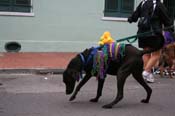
[
  {"x1": 83, "y1": 48, "x2": 89, "y2": 53},
  {"x1": 82, "y1": 48, "x2": 90, "y2": 55}
]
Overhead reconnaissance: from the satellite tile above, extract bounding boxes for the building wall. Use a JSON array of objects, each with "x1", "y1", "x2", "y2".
[{"x1": 0, "y1": 0, "x2": 143, "y2": 52}]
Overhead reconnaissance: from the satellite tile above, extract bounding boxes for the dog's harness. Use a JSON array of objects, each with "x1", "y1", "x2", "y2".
[
  {"x1": 79, "y1": 47, "x2": 99, "y2": 66},
  {"x1": 78, "y1": 43, "x2": 126, "y2": 81},
  {"x1": 91, "y1": 43, "x2": 125, "y2": 79}
]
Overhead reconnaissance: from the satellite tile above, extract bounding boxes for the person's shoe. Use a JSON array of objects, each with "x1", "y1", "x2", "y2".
[
  {"x1": 142, "y1": 71, "x2": 155, "y2": 83},
  {"x1": 142, "y1": 71, "x2": 150, "y2": 80},
  {"x1": 146, "y1": 73, "x2": 155, "y2": 83}
]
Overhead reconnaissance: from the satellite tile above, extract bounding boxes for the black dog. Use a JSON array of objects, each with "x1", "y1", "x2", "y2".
[{"x1": 63, "y1": 44, "x2": 155, "y2": 109}]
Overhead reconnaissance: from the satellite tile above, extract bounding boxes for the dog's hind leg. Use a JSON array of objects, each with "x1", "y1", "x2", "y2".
[
  {"x1": 90, "y1": 78, "x2": 105, "y2": 102},
  {"x1": 132, "y1": 71, "x2": 152, "y2": 103},
  {"x1": 69, "y1": 74, "x2": 91, "y2": 101}
]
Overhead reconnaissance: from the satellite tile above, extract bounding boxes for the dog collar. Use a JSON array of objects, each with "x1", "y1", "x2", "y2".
[
  {"x1": 79, "y1": 47, "x2": 99, "y2": 68},
  {"x1": 78, "y1": 47, "x2": 99, "y2": 80},
  {"x1": 79, "y1": 53, "x2": 86, "y2": 65}
]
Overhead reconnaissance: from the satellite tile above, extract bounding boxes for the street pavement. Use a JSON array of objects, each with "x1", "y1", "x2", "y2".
[{"x1": 0, "y1": 74, "x2": 175, "y2": 116}]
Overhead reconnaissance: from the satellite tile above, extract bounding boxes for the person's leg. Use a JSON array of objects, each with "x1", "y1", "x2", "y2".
[
  {"x1": 142, "y1": 49, "x2": 152, "y2": 81},
  {"x1": 142, "y1": 48, "x2": 151, "y2": 69},
  {"x1": 144, "y1": 50, "x2": 161, "y2": 72},
  {"x1": 143, "y1": 50, "x2": 161, "y2": 83},
  {"x1": 142, "y1": 53, "x2": 152, "y2": 81},
  {"x1": 143, "y1": 54, "x2": 151, "y2": 69}
]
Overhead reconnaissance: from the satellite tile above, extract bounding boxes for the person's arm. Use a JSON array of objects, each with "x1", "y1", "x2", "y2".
[
  {"x1": 128, "y1": 2, "x2": 142, "y2": 23},
  {"x1": 158, "y1": 2, "x2": 174, "y2": 30}
]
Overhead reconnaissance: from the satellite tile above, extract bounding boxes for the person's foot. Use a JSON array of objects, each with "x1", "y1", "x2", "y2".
[
  {"x1": 142, "y1": 71, "x2": 150, "y2": 80},
  {"x1": 146, "y1": 73, "x2": 155, "y2": 83},
  {"x1": 142, "y1": 71, "x2": 155, "y2": 83}
]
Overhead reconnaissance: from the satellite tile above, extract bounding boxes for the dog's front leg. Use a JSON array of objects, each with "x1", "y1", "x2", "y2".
[
  {"x1": 69, "y1": 74, "x2": 91, "y2": 101},
  {"x1": 103, "y1": 69, "x2": 129, "y2": 109},
  {"x1": 90, "y1": 78, "x2": 105, "y2": 102}
]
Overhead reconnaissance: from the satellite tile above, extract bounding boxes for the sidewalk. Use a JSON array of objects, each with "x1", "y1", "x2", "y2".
[{"x1": 0, "y1": 52, "x2": 77, "y2": 73}]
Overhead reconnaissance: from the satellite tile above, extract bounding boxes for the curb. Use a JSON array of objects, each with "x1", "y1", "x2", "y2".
[{"x1": 0, "y1": 68, "x2": 65, "y2": 74}]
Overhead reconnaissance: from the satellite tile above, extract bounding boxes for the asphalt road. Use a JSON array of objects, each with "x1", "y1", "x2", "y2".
[{"x1": 0, "y1": 73, "x2": 175, "y2": 116}]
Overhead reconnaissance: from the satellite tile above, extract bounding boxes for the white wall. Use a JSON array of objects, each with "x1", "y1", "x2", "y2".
[{"x1": 0, "y1": 0, "x2": 138, "y2": 52}]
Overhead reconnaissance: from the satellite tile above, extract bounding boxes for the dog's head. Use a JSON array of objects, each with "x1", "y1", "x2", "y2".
[
  {"x1": 63, "y1": 49, "x2": 89, "y2": 94},
  {"x1": 62, "y1": 48, "x2": 96, "y2": 95},
  {"x1": 63, "y1": 68, "x2": 78, "y2": 95},
  {"x1": 63, "y1": 54, "x2": 82, "y2": 95},
  {"x1": 164, "y1": 42, "x2": 175, "y2": 59}
]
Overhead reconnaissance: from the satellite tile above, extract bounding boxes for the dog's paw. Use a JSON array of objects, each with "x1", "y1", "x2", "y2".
[
  {"x1": 69, "y1": 96, "x2": 76, "y2": 101},
  {"x1": 102, "y1": 104, "x2": 113, "y2": 109},
  {"x1": 90, "y1": 98, "x2": 98, "y2": 102},
  {"x1": 141, "y1": 99, "x2": 149, "y2": 103}
]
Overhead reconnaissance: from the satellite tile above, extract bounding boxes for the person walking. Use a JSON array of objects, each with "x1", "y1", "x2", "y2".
[{"x1": 128, "y1": 0, "x2": 173, "y2": 83}]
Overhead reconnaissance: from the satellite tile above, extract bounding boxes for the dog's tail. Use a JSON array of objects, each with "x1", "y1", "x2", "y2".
[{"x1": 140, "y1": 47, "x2": 161, "y2": 56}]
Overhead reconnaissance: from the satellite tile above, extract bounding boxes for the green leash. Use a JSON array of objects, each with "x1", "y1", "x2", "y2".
[
  {"x1": 116, "y1": 25, "x2": 174, "y2": 43},
  {"x1": 116, "y1": 31, "x2": 155, "y2": 43}
]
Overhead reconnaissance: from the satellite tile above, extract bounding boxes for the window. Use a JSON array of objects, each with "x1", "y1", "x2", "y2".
[
  {"x1": 0, "y1": 0, "x2": 32, "y2": 13},
  {"x1": 104, "y1": 0, "x2": 134, "y2": 18}
]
